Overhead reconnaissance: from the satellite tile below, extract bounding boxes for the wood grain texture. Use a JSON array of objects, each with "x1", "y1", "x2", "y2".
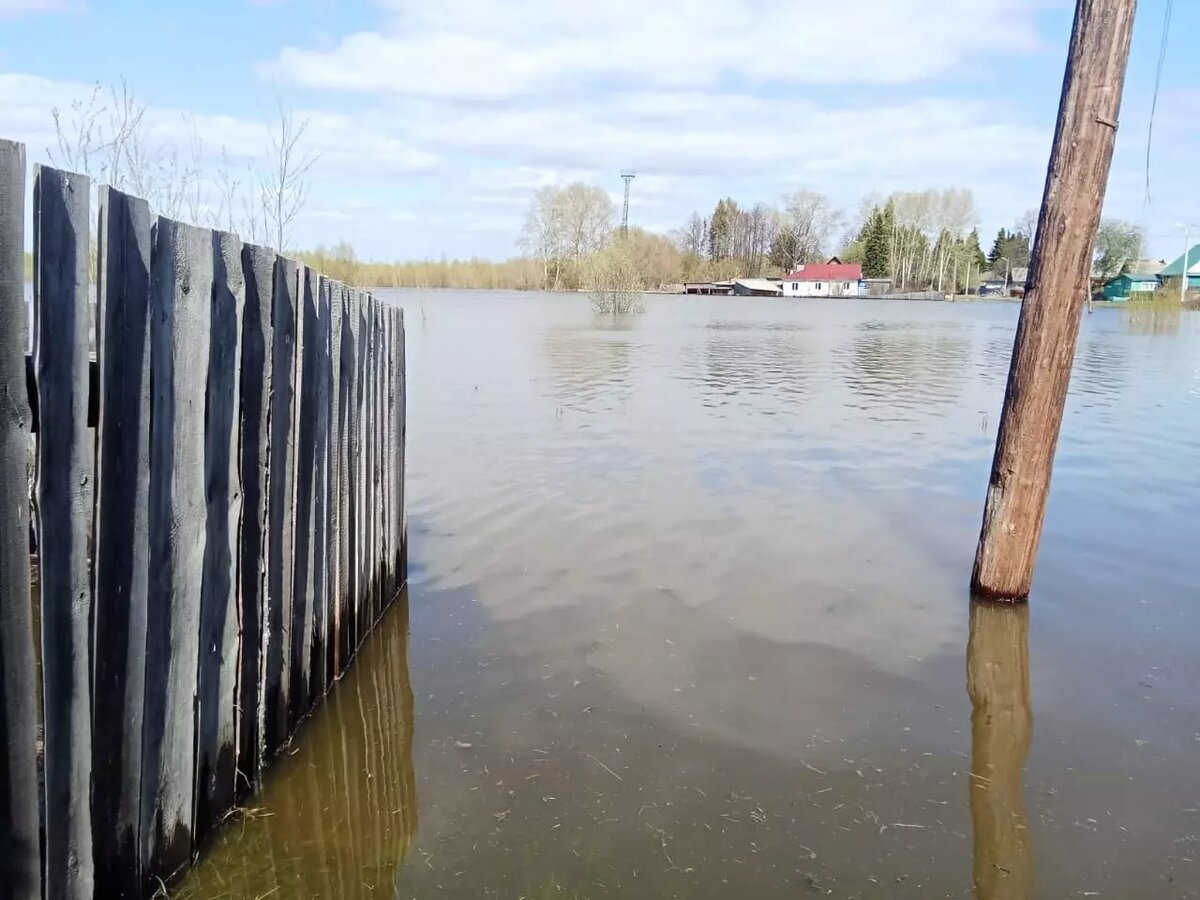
[
  {"x1": 399, "y1": 308, "x2": 407, "y2": 586},
  {"x1": 237, "y1": 243, "x2": 275, "y2": 799},
  {"x1": 194, "y1": 230, "x2": 246, "y2": 845},
  {"x1": 92, "y1": 185, "x2": 153, "y2": 899},
  {"x1": 142, "y1": 217, "x2": 213, "y2": 889},
  {"x1": 308, "y1": 274, "x2": 331, "y2": 704},
  {"x1": 335, "y1": 285, "x2": 356, "y2": 673},
  {"x1": 350, "y1": 292, "x2": 362, "y2": 652},
  {"x1": 289, "y1": 266, "x2": 317, "y2": 726},
  {"x1": 366, "y1": 297, "x2": 379, "y2": 628},
  {"x1": 0, "y1": 139, "x2": 41, "y2": 900},
  {"x1": 33, "y1": 164, "x2": 95, "y2": 900},
  {"x1": 326, "y1": 281, "x2": 345, "y2": 682},
  {"x1": 972, "y1": 0, "x2": 1138, "y2": 600},
  {"x1": 264, "y1": 257, "x2": 298, "y2": 758}
]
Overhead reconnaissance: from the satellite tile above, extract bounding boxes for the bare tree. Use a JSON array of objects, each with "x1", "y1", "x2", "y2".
[
  {"x1": 519, "y1": 183, "x2": 613, "y2": 289},
  {"x1": 1015, "y1": 208, "x2": 1039, "y2": 243},
  {"x1": 260, "y1": 102, "x2": 319, "y2": 253},
  {"x1": 778, "y1": 190, "x2": 842, "y2": 270},
  {"x1": 677, "y1": 212, "x2": 708, "y2": 258},
  {"x1": 519, "y1": 185, "x2": 567, "y2": 289},
  {"x1": 213, "y1": 149, "x2": 241, "y2": 234},
  {"x1": 49, "y1": 83, "x2": 106, "y2": 178}
]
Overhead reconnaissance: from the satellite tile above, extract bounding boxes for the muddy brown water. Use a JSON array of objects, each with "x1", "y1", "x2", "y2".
[{"x1": 180, "y1": 293, "x2": 1200, "y2": 899}]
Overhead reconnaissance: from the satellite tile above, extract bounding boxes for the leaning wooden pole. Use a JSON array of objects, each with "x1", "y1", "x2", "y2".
[{"x1": 972, "y1": 0, "x2": 1137, "y2": 601}]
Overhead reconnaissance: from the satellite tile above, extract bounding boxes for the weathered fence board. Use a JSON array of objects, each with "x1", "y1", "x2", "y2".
[
  {"x1": 237, "y1": 243, "x2": 275, "y2": 798},
  {"x1": 34, "y1": 164, "x2": 96, "y2": 900},
  {"x1": 366, "y1": 297, "x2": 379, "y2": 628},
  {"x1": 290, "y1": 266, "x2": 317, "y2": 725},
  {"x1": 264, "y1": 257, "x2": 298, "y2": 758},
  {"x1": 396, "y1": 308, "x2": 407, "y2": 583},
  {"x1": 327, "y1": 281, "x2": 345, "y2": 684},
  {"x1": 308, "y1": 273, "x2": 331, "y2": 705},
  {"x1": 355, "y1": 292, "x2": 370, "y2": 645},
  {"x1": 0, "y1": 138, "x2": 40, "y2": 900},
  {"x1": 194, "y1": 230, "x2": 246, "y2": 845},
  {"x1": 92, "y1": 185, "x2": 153, "y2": 899},
  {"x1": 335, "y1": 285, "x2": 356, "y2": 673},
  {"x1": 142, "y1": 217, "x2": 213, "y2": 888}
]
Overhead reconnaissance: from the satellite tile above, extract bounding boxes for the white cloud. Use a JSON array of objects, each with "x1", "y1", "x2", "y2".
[
  {"x1": 0, "y1": 0, "x2": 72, "y2": 16},
  {"x1": 264, "y1": 0, "x2": 1054, "y2": 100}
]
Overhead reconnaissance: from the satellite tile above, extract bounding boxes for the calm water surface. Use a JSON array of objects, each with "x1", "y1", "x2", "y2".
[{"x1": 181, "y1": 293, "x2": 1200, "y2": 899}]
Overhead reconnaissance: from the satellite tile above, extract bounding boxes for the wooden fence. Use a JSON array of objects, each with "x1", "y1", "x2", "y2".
[{"x1": 0, "y1": 139, "x2": 406, "y2": 900}]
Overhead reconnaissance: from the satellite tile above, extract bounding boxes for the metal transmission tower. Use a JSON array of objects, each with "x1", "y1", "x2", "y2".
[{"x1": 620, "y1": 171, "x2": 636, "y2": 235}]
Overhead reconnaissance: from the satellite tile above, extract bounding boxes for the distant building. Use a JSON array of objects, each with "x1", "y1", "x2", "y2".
[
  {"x1": 1103, "y1": 272, "x2": 1160, "y2": 302},
  {"x1": 978, "y1": 272, "x2": 1007, "y2": 296},
  {"x1": 782, "y1": 262, "x2": 864, "y2": 298},
  {"x1": 1157, "y1": 244, "x2": 1200, "y2": 291},
  {"x1": 733, "y1": 278, "x2": 783, "y2": 297}
]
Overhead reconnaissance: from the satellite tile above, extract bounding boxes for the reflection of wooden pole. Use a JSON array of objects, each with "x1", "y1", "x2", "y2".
[
  {"x1": 972, "y1": 0, "x2": 1138, "y2": 600},
  {"x1": 968, "y1": 601, "x2": 1033, "y2": 900}
]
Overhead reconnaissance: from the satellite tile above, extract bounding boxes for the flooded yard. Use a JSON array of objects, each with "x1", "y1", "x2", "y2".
[{"x1": 181, "y1": 293, "x2": 1200, "y2": 898}]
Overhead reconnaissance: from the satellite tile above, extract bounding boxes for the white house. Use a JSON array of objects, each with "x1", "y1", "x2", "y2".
[{"x1": 782, "y1": 262, "x2": 864, "y2": 298}]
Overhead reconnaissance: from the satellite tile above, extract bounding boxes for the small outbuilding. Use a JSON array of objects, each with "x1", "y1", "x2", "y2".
[{"x1": 733, "y1": 278, "x2": 783, "y2": 297}]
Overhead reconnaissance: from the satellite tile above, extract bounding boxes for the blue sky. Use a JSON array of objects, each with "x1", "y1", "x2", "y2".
[{"x1": 1, "y1": 0, "x2": 1196, "y2": 261}]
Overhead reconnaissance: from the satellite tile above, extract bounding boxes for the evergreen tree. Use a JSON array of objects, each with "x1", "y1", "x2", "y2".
[
  {"x1": 708, "y1": 198, "x2": 736, "y2": 261},
  {"x1": 988, "y1": 228, "x2": 1009, "y2": 268},
  {"x1": 966, "y1": 228, "x2": 987, "y2": 271},
  {"x1": 862, "y1": 207, "x2": 891, "y2": 279}
]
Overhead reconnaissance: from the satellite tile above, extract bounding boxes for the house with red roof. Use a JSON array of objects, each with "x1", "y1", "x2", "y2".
[{"x1": 782, "y1": 261, "x2": 864, "y2": 298}]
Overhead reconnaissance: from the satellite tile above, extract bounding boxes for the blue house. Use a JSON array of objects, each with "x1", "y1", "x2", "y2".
[
  {"x1": 1158, "y1": 243, "x2": 1200, "y2": 291},
  {"x1": 1102, "y1": 272, "x2": 1160, "y2": 301}
]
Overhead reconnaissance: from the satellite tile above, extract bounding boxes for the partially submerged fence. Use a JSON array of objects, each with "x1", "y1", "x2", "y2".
[{"x1": 0, "y1": 138, "x2": 406, "y2": 899}]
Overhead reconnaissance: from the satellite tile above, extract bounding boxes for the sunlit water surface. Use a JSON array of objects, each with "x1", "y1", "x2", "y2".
[{"x1": 181, "y1": 293, "x2": 1200, "y2": 899}]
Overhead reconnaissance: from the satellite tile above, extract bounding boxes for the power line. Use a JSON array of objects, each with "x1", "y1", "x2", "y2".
[{"x1": 1145, "y1": 0, "x2": 1173, "y2": 203}]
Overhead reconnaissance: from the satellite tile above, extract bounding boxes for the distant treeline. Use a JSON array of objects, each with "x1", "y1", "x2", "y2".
[{"x1": 294, "y1": 245, "x2": 547, "y2": 290}]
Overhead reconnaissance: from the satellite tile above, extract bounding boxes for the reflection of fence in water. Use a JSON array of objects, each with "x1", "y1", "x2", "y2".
[
  {"x1": 174, "y1": 591, "x2": 417, "y2": 899},
  {"x1": 967, "y1": 600, "x2": 1033, "y2": 900}
]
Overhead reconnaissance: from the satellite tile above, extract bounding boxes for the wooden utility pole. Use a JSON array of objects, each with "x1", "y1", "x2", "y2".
[{"x1": 972, "y1": 0, "x2": 1138, "y2": 601}]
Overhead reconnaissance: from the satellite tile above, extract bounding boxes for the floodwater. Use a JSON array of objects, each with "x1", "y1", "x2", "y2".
[{"x1": 181, "y1": 293, "x2": 1200, "y2": 899}]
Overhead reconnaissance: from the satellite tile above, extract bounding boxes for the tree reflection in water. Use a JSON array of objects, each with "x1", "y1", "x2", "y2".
[{"x1": 968, "y1": 600, "x2": 1033, "y2": 900}]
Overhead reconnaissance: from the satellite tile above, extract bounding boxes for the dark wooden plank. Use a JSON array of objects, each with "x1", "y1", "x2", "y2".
[
  {"x1": 91, "y1": 185, "x2": 153, "y2": 900},
  {"x1": 263, "y1": 257, "x2": 298, "y2": 757},
  {"x1": 326, "y1": 281, "x2": 345, "y2": 683},
  {"x1": 365, "y1": 296, "x2": 379, "y2": 629},
  {"x1": 25, "y1": 354, "x2": 98, "y2": 433},
  {"x1": 356, "y1": 293, "x2": 369, "y2": 640},
  {"x1": 383, "y1": 305, "x2": 395, "y2": 605},
  {"x1": 0, "y1": 139, "x2": 41, "y2": 900},
  {"x1": 236, "y1": 243, "x2": 275, "y2": 799},
  {"x1": 307, "y1": 274, "x2": 331, "y2": 704},
  {"x1": 194, "y1": 230, "x2": 245, "y2": 846},
  {"x1": 288, "y1": 266, "x2": 317, "y2": 726},
  {"x1": 33, "y1": 164, "x2": 95, "y2": 900},
  {"x1": 397, "y1": 307, "x2": 407, "y2": 589},
  {"x1": 335, "y1": 285, "x2": 356, "y2": 674},
  {"x1": 348, "y1": 291, "x2": 364, "y2": 649},
  {"x1": 141, "y1": 216, "x2": 213, "y2": 889}
]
